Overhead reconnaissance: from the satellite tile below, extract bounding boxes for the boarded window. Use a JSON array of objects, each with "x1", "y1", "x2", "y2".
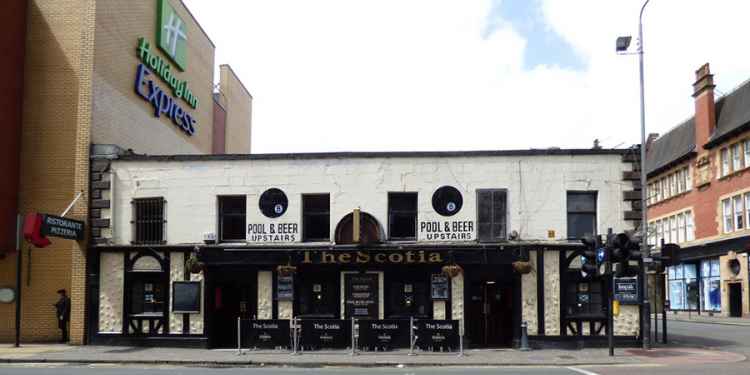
[
  {"x1": 388, "y1": 192, "x2": 418, "y2": 240},
  {"x1": 218, "y1": 196, "x2": 246, "y2": 242},
  {"x1": 303, "y1": 194, "x2": 330, "y2": 241},
  {"x1": 567, "y1": 191, "x2": 597, "y2": 240},
  {"x1": 132, "y1": 197, "x2": 165, "y2": 244},
  {"x1": 477, "y1": 189, "x2": 507, "y2": 242}
]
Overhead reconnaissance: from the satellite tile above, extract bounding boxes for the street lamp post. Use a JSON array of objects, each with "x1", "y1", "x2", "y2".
[{"x1": 617, "y1": 0, "x2": 652, "y2": 350}]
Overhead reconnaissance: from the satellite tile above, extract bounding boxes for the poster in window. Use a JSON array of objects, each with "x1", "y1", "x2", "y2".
[
  {"x1": 277, "y1": 275, "x2": 294, "y2": 301},
  {"x1": 431, "y1": 274, "x2": 449, "y2": 300},
  {"x1": 172, "y1": 281, "x2": 201, "y2": 313}
]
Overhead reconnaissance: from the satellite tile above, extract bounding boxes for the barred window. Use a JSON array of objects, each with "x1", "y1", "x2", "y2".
[{"x1": 132, "y1": 198, "x2": 166, "y2": 244}]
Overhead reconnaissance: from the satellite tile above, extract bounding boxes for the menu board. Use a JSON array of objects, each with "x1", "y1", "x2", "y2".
[
  {"x1": 277, "y1": 275, "x2": 294, "y2": 301},
  {"x1": 344, "y1": 273, "x2": 379, "y2": 319},
  {"x1": 431, "y1": 274, "x2": 450, "y2": 300}
]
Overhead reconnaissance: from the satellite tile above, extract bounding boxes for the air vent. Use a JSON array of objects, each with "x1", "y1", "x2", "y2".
[
  {"x1": 259, "y1": 188, "x2": 288, "y2": 218},
  {"x1": 432, "y1": 186, "x2": 463, "y2": 216}
]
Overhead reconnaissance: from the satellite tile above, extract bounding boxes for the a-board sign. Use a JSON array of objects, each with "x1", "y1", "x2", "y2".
[
  {"x1": 300, "y1": 319, "x2": 350, "y2": 349},
  {"x1": 357, "y1": 319, "x2": 409, "y2": 350},
  {"x1": 414, "y1": 319, "x2": 458, "y2": 351},
  {"x1": 431, "y1": 274, "x2": 450, "y2": 300},
  {"x1": 40, "y1": 214, "x2": 84, "y2": 241},
  {"x1": 614, "y1": 277, "x2": 639, "y2": 305},
  {"x1": 344, "y1": 273, "x2": 379, "y2": 319},
  {"x1": 172, "y1": 281, "x2": 201, "y2": 313},
  {"x1": 243, "y1": 319, "x2": 290, "y2": 348}
]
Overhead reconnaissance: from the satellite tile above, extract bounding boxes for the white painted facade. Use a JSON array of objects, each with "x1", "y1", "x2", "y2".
[{"x1": 105, "y1": 153, "x2": 635, "y2": 246}]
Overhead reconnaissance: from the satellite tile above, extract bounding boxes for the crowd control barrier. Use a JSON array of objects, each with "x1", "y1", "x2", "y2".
[{"x1": 237, "y1": 317, "x2": 464, "y2": 356}]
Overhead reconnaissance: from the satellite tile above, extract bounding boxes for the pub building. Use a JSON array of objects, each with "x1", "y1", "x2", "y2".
[{"x1": 87, "y1": 147, "x2": 643, "y2": 348}]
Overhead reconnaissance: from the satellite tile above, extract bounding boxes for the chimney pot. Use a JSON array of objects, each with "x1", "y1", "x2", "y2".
[
  {"x1": 693, "y1": 63, "x2": 717, "y2": 149},
  {"x1": 693, "y1": 63, "x2": 715, "y2": 98}
]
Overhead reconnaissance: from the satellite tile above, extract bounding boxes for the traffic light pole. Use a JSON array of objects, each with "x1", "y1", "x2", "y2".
[{"x1": 607, "y1": 244, "x2": 614, "y2": 357}]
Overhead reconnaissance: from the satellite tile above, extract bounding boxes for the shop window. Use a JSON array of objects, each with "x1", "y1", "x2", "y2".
[
  {"x1": 218, "y1": 196, "x2": 246, "y2": 242},
  {"x1": 700, "y1": 259, "x2": 721, "y2": 312},
  {"x1": 566, "y1": 191, "x2": 596, "y2": 240},
  {"x1": 130, "y1": 277, "x2": 166, "y2": 315},
  {"x1": 388, "y1": 192, "x2": 418, "y2": 240},
  {"x1": 477, "y1": 189, "x2": 507, "y2": 242},
  {"x1": 132, "y1": 197, "x2": 166, "y2": 244},
  {"x1": 667, "y1": 264, "x2": 698, "y2": 310},
  {"x1": 302, "y1": 194, "x2": 330, "y2": 242},
  {"x1": 565, "y1": 279, "x2": 604, "y2": 317}
]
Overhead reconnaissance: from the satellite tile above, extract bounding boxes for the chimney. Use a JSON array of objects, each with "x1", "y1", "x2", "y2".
[
  {"x1": 693, "y1": 63, "x2": 716, "y2": 150},
  {"x1": 646, "y1": 133, "x2": 659, "y2": 152}
]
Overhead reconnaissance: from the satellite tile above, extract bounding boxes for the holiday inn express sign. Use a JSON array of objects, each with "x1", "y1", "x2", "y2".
[{"x1": 132, "y1": 0, "x2": 199, "y2": 136}]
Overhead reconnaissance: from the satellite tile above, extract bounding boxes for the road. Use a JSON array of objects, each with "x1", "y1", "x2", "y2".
[{"x1": 1, "y1": 320, "x2": 748, "y2": 375}]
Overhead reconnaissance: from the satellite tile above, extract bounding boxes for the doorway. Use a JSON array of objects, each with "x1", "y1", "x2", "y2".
[
  {"x1": 209, "y1": 269, "x2": 257, "y2": 348},
  {"x1": 729, "y1": 283, "x2": 742, "y2": 318},
  {"x1": 466, "y1": 280, "x2": 514, "y2": 347}
]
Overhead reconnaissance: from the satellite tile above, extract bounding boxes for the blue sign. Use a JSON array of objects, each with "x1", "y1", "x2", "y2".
[
  {"x1": 596, "y1": 248, "x2": 607, "y2": 263},
  {"x1": 134, "y1": 63, "x2": 196, "y2": 136}
]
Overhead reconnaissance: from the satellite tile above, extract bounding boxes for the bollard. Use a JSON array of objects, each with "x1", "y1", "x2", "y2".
[
  {"x1": 350, "y1": 317, "x2": 358, "y2": 356},
  {"x1": 237, "y1": 316, "x2": 243, "y2": 355},
  {"x1": 408, "y1": 316, "x2": 417, "y2": 356},
  {"x1": 457, "y1": 334, "x2": 465, "y2": 357},
  {"x1": 291, "y1": 317, "x2": 300, "y2": 355},
  {"x1": 519, "y1": 321, "x2": 531, "y2": 351}
]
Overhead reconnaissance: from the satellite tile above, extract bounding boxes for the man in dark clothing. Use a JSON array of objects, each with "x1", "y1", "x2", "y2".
[{"x1": 54, "y1": 289, "x2": 71, "y2": 343}]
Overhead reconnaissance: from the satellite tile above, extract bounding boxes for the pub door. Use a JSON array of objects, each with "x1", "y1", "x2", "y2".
[
  {"x1": 466, "y1": 280, "x2": 514, "y2": 347},
  {"x1": 209, "y1": 270, "x2": 257, "y2": 348},
  {"x1": 729, "y1": 283, "x2": 742, "y2": 318}
]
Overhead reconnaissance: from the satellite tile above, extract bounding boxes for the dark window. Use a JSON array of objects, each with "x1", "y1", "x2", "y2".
[
  {"x1": 388, "y1": 192, "x2": 418, "y2": 240},
  {"x1": 386, "y1": 278, "x2": 431, "y2": 319},
  {"x1": 130, "y1": 276, "x2": 166, "y2": 315},
  {"x1": 565, "y1": 278, "x2": 604, "y2": 317},
  {"x1": 218, "y1": 196, "x2": 246, "y2": 242},
  {"x1": 567, "y1": 192, "x2": 597, "y2": 240},
  {"x1": 432, "y1": 186, "x2": 463, "y2": 216},
  {"x1": 259, "y1": 188, "x2": 288, "y2": 218},
  {"x1": 477, "y1": 189, "x2": 507, "y2": 242},
  {"x1": 132, "y1": 197, "x2": 165, "y2": 244},
  {"x1": 303, "y1": 194, "x2": 330, "y2": 241}
]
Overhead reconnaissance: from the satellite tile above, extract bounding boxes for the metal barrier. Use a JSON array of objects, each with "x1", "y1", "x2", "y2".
[{"x1": 236, "y1": 317, "x2": 465, "y2": 356}]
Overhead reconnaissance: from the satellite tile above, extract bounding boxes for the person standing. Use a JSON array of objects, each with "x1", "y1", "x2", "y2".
[{"x1": 54, "y1": 289, "x2": 70, "y2": 343}]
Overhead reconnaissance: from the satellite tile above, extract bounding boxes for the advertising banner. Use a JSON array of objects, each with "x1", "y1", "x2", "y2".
[
  {"x1": 243, "y1": 319, "x2": 290, "y2": 349},
  {"x1": 357, "y1": 319, "x2": 410, "y2": 350},
  {"x1": 299, "y1": 319, "x2": 350, "y2": 349}
]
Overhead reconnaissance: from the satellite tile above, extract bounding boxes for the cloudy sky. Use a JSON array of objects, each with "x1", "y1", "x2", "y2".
[{"x1": 183, "y1": 0, "x2": 750, "y2": 153}]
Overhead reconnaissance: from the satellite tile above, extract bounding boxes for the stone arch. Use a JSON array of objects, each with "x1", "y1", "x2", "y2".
[{"x1": 334, "y1": 212, "x2": 384, "y2": 244}]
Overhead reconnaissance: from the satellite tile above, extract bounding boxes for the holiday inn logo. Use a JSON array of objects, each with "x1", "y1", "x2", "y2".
[{"x1": 157, "y1": 0, "x2": 187, "y2": 71}]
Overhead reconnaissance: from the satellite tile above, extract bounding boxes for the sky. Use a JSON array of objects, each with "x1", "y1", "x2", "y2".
[{"x1": 183, "y1": 0, "x2": 750, "y2": 153}]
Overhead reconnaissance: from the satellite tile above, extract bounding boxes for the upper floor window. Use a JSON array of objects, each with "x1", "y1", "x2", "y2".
[
  {"x1": 648, "y1": 166, "x2": 691, "y2": 206},
  {"x1": 721, "y1": 147, "x2": 731, "y2": 177},
  {"x1": 477, "y1": 189, "x2": 507, "y2": 242},
  {"x1": 566, "y1": 191, "x2": 596, "y2": 240},
  {"x1": 218, "y1": 196, "x2": 246, "y2": 242},
  {"x1": 744, "y1": 140, "x2": 750, "y2": 167},
  {"x1": 388, "y1": 192, "x2": 417, "y2": 240},
  {"x1": 732, "y1": 143, "x2": 743, "y2": 172},
  {"x1": 649, "y1": 210, "x2": 694, "y2": 247},
  {"x1": 721, "y1": 192, "x2": 750, "y2": 234},
  {"x1": 302, "y1": 194, "x2": 330, "y2": 242},
  {"x1": 132, "y1": 197, "x2": 166, "y2": 245}
]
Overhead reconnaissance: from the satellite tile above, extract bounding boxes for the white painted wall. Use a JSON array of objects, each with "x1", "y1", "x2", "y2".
[{"x1": 108, "y1": 154, "x2": 634, "y2": 245}]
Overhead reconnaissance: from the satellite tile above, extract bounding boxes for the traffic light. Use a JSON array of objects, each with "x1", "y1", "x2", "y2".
[
  {"x1": 580, "y1": 234, "x2": 603, "y2": 279},
  {"x1": 610, "y1": 232, "x2": 642, "y2": 277}
]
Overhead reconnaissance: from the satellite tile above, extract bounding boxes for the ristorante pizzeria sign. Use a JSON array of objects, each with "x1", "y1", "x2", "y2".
[{"x1": 301, "y1": 250, "x2": 444, "y2": 265}]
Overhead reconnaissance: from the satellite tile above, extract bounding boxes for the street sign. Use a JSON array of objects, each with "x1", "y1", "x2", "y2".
[
  {"x1": 643, "y1": 257, "x2": 653, "y2": 263},
  {"x1": 613, "y1": 277, "x2": 639, "y2": 305}
]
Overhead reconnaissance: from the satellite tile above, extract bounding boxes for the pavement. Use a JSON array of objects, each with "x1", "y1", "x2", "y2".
[
  {"x1": 0, "y1": 343, "x2": 744, "y2": 368},
  {"x1": 663, "y1": 313, "x2": 750, "y2": 326}
]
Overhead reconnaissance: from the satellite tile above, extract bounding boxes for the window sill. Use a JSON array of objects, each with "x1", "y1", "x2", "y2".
[{"x1": 718, "y1": 166, "x2": 750, "y2": 180}]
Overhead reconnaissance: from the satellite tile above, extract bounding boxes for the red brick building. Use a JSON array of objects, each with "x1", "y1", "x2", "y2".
[{"x1": 646, "y1": 64, "x2": 750, "y2": 318}]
